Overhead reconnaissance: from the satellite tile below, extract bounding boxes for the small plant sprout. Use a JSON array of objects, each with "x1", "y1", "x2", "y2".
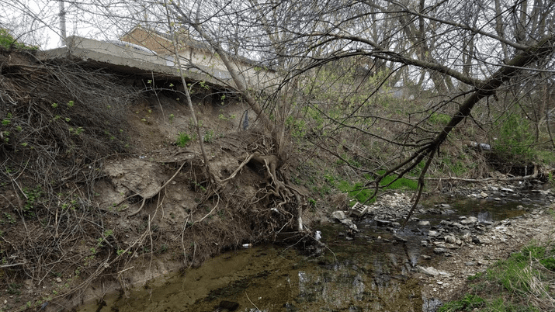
[
  {"x1": 176, "y1": 132, "x2": 192, "y2": 147},
  {"x1": 169, "y1": 114, "x2": 175, "y2": 123},
  {"x1": 67, "y1": 100, "x2": 74, "y2": 107},
  {"x1": 51, "y1": 103, "x2": 58, "y2": 108}
]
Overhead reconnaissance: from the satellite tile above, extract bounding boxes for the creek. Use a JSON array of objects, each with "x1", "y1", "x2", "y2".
[{"x1": 79, "y1": 192, "x2": 549, "y2": 312}]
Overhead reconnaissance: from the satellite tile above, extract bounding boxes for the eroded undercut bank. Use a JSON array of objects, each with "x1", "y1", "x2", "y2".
[{"x1": 0, "y1": 49, "x2": 309, "y2": 310}]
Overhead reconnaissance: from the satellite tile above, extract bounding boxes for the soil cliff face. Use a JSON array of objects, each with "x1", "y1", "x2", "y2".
[{"x1": 0, "y1": 50, "x2": 307, "y2": 311}]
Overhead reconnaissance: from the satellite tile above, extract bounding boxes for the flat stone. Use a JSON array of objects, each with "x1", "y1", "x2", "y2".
[
  {"x1": 465, "y1": 262, "x2": 476, "y2": 266},
  {"x1": 339, "y1": 218, "x2": 354, "y2": 226},
  {"x1": 433, "y1": 248, "x2": 448, "y2": 254},
  {"x1": 480, "y1": 191, "x2": 488, "y2": 198},
  {"x1": 421, "y1": 240, "x2": 429, "y2": 247},
  {"x1": 331, "y1": 211, "x2": 346, "y2": 221},
  {"x1": 418, "y1": 220, "x2": 431, "y2": 226},
  {"x1": 428, "y1": 230, "x2": 439, "y2": 238},
  {"x1": 418, "y1": 266, "x2": 443, "y2": 276},
  {"x1": 440, "y1": 204, "x2": 451, "y2": 208},
  {"x1": 460, "y1": 216, "x2": 478, "y2": 225},
  {"x1": 422, "y1": 255, "x2": 431, "y2": 260},
  {"x1": 393, "y1": 234, "x2": 407, "y2": 242},
  {"x1": 375, "y1": 219, "x2": 390, "y2": 226},
  {"x1": 501, "y1": 187, "x2": 514, "y2": 192}
]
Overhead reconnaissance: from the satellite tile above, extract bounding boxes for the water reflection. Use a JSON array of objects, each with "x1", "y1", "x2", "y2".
[{"x1": 78, "y1": 196, "x2": 536, "y2": 312}]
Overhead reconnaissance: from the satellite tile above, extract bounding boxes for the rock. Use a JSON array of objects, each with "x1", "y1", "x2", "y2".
[
  {"x1": 472, "y1": 236, "x2": 491, "y2": 244},
  {"x1": 421, "y1": 240, "x2": 428, "y2": 247},
  {"x1": 465, "y1": 261, "x2": 476, "y2": 266},
  {"x1": 433, "y1": 241, "x2": 446, "y2": 247},
  {"x1": 331, "y1": 211, "x2": 346, "y2": 221},
  {"x1": 433, "y1": 248, "x2": 447, "y2": 254},
  {"x1": 494, "y1": 197, "x2": 501, "y2": 201},
  {"x1": 375, "y1": 219, "x2": 391, "y2": 226},
  {"x1": 340, "y1": 218, "x2": 353, "y2": 226},
  {"x1": 55, "y1": 277, "x2": 62, "y2": 283},
  {"x1": 428, "y1": 230, "x2": 439, "y2": 238},
  {"x1": 418, "y1": 266, "x2": 441, "y2": 276},
  {"x1": 501, "y1": 187, "x2": 514, "y2": 192},
  {"x1": 461, "y1": 232, "x2": 472, "y2": 242},
  {"x1": 489, "y1": 186, "x2": 499, "y2": 191},
  {"x1": 440, "y1": 204, "x2": 451, "y2": 208},
  {"x1": 460, "y1": 216, "x2": 478, "y2": 225},
  {"x1": 417, "y1": 266, "x2": 450, "y2": 276},
  {"x1": 219, "y1": 300, "x2": 239, "y2": 311},
  {"x1": 393, "y1": 234, "x2": 407, "y2": 242},
  {"x1": 422, "y1": 255, "x2": 431, "y2": 260},
  {"x1": 480, "y1": 191, "x2": 488, "y2": 198},
  {"x1": 391, "y1": 222, "x2": 401, "y2": 227},
  {"x1": 418, "y1": 220, "x2": 430, "y2": 226},
  {"x1": 442, "y1": 209, "x2": 456, "y2": 215},
  {"x1": 444, "y1": 235, "x2": 456, "y2": 244},
  {"x1": 481, "y1": 221, "x2": 493, "y2": 226}
]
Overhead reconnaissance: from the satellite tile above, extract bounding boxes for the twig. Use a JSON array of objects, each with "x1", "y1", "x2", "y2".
[
  {"x1": 128, "y1": 161, "x2": 187, "y2": 216},
  {"x1": 219, "y1": 154, "x2": 255, "y2": 183},
  {"x1": 196, "y1": 194, "x2": 220, "y2": 224},
  {"x1": 245, "y1": 292, "x2": 260, "y2": 311}
]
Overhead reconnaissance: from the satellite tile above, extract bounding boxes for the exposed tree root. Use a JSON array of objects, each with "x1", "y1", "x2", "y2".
[{"x1": 128, "y1": 161, "x2": 188, "y2": 216}]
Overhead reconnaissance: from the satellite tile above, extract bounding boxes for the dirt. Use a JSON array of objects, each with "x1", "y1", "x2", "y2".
[{"x1": 417, "y1": 203, "x2": 555, "y2": 304}]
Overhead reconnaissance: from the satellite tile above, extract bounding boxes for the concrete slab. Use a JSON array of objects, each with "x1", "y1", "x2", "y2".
[{"x1": 38, "y1": 36, "x2": 234, "y2": 88}]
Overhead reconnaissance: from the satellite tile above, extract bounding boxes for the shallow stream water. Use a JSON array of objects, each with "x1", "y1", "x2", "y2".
[{"x1": 79, "y1": 194, "x2": 546, "y2": 312}]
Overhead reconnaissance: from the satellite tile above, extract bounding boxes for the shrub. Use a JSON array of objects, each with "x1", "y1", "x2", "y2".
[{"x1": 0, "y1": 28, "x2": 37, "y2": 50}]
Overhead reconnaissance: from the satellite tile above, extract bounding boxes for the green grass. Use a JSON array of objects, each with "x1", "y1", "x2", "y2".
[
  {"x1": 439, "y1": 294, "x2": 485, "y2": 312},
  {"x1": 377, "y1": 170, "x2": 418, "y2": 190},
  {"x1": 441, "y1": 240, "x2": 555, "y2": 311}
]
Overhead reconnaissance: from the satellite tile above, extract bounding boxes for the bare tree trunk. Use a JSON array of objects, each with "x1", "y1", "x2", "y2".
[{"x1": 164, "y1": 0, "x2": 214, "y2": 182}]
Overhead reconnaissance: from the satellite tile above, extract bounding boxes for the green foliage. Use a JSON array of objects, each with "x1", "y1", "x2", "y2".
[
  {"x1": 203, "y1": 130, "x2": 214, "y2": 143},
  {"x1": 0, "y1": 28, "x2": 37, "y2": 50},
  {"x1": 429, "y1": 112, "x2": 451, "y2": 125},
  {"x1": 176, "y1": 132, "x2": 192, "y2": 147},
  {"x1": 23, "y1": 186, "x2": 42, "y2": 213},
  {"x1": 439, "y1": 294, "x2": 485, "y2": 312},
  {"x1": 286, "y1": 116, "x2": 307, "y2": 139},
  {"x1": 494, "y1": 113, "x2": 535, "y2": 162}
]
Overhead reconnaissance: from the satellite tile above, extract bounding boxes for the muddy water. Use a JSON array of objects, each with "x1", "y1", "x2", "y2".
[{"x1": 79, "y1": 196, "x2": 538, "y2": 312}]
